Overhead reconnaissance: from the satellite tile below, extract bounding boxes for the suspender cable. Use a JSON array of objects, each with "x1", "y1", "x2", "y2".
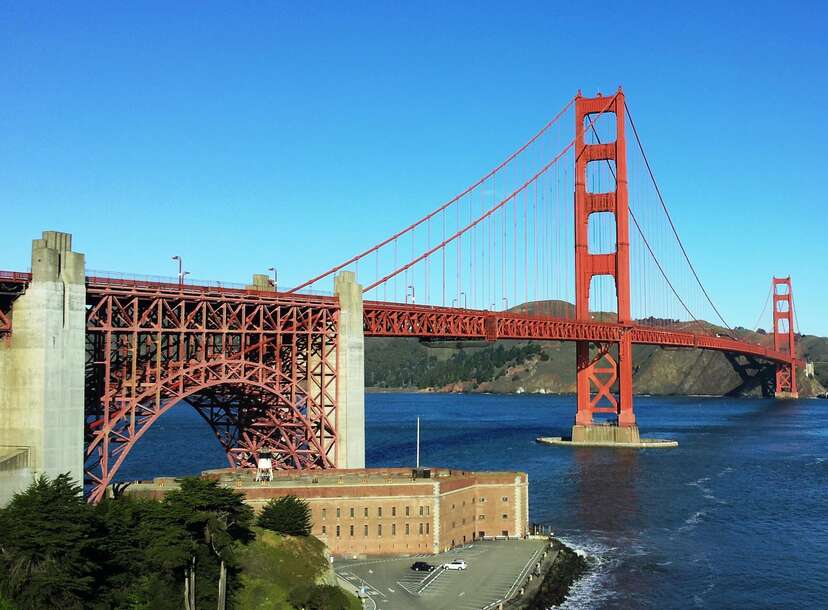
[{"x1": 624, "y1": 101, "x2": 731, "y2": 330}]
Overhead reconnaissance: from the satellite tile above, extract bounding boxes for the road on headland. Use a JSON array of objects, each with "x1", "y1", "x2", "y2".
[{"x1": 334, "y1": 539, "x2": 548, "y2": 610}]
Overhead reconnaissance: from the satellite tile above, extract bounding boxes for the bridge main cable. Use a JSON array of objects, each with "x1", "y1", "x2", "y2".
[
  {"x1": 288, "y1": 95, "x2": 577, "y2": 294},
  {"x1": 362, "y1": 95, "x2": 617, "y2": 293},
  {"x1": 624, "y1": 101, "x2": 732, "y2": 330}
]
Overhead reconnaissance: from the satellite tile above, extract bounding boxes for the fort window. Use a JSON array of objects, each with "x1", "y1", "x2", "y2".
[
  {"x1": 378, "y1": 524, "x2": 382, "y2": 536},
  {"x1": 364, "y1": 507, "x2": 368, "y2": 517},
  {"x1": 501, "y1": 513, "x2": 508, "y2": 519},
  {"x1": 321, "y1": 525, "x2": 326, "y2": 534},
  {"x1": 349, "y1": 507, "x2": 354, "y2": 518},
  {"x1": 419, "y1": 523, "x2": 424, "y2": 535},
  {"x1": 392, "y1": 506, "x2": 396, "y2": 516},
  {"x1": 336, "y1": 525, "x2": 341, "y2": 537},
  {"x1": 336, "y1": 508, "x2": 341, "y2": 518},
  {"x1": 419, "y1": 506, "x2": 424, "y2": 516},
  {"x1": 501, "y1": 496, "x2": 509, "y2": 502},
  {"x1": 349, "y1": 525, "x2": 354, "y2": 536},
  {"x1": 426, "y1": 523, "x2": 429, "y2": 534},
  {"x1": 322, "y1": 508, "x2": 326, "y2": 520},
  {"x1": 392, "y1": 523, "x2": 396, "y2": 535},
  {"x1": 378, "y1": 507, "x2": 382, "y2": 517},
  {"x1": 405, "y1": 506, "x2": 410, "y2": 517},
  {"x1": 405, "y1": 523, "x2": 410, "y2": 535},
  {"x1": 364, "y1": 524, "x2": 368, "y2": 536}
]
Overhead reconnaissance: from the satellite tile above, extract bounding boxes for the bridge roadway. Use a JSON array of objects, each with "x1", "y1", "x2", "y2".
[{"x1": 0, "y1": 270, "x2": 797, "y2": 367}]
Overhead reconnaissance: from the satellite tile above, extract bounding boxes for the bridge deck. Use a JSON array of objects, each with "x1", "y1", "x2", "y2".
[{"x1": 0, "y1": 271, "x2": 796, "y2": 366}]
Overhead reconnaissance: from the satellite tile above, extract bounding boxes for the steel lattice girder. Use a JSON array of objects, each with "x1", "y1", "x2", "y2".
[
  {"x1": 84, "y1": 286, "x2": 339, "y2": 503},
  {"x1": 363, "y1": 303, "x2": 797, "y2": 367}
]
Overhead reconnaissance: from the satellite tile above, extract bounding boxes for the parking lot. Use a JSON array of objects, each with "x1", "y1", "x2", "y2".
[{"x1": 335, "y1": 539, "x2": 547, "y2": 610}]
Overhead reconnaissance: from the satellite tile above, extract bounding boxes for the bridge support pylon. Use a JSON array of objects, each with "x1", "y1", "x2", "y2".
[
  {"x1": 334, "y1": 271, "x2": 365, "y2": 468},
  {"x1": 772, "y1": 276, "x2": 798, "y2": 399},
  {"x1": 0, "y1": 232, "x2": 86, "y2": 505},
  {"x1": 571, "y1": 88, "x2": 640, "y2": 443}
]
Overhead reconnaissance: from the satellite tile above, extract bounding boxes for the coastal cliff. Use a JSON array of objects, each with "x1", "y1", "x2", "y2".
[{"x1": 365, "y1": 326, "x2": 827, "y2": 398}]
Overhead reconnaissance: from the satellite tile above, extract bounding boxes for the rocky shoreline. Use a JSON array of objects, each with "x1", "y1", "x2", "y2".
[{"x1": 501, "y1": 538, "x2": 589, "y2": 609}]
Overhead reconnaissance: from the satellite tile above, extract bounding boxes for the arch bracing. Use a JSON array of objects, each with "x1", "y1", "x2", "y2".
[{"x1": 83, "y1": 286, "x2": 339, "y2": 502}]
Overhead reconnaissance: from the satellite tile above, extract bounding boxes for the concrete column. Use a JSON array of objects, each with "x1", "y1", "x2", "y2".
[
  {"x1": 245, "y1": 273, "x2": 275, "y2": 291},
  {"x1": 513, "y1": 475, "x2": 522, "y2": 538},
  {"x1": 0, "y1": 231, "x2": 85, "y2": 504},
  {"x1": 334, "y1": 271, "x2": 365, "y2": 469},
  {"x1": 432, "y1": 482, "x2": 441, "y2": 554}
]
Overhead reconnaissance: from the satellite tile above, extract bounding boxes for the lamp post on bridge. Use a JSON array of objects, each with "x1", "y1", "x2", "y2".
[
  {"x1": 171, "y1": 255, "x2": 189, "y2": 287},
  {"x1": 406, "y1": 285, "x2": 415, "y2": 304},
  {"x1": 268, "y1": 267, "x2": 278, "y2": 292},
  {"x1": 502, "y1": 297, "x2": 509, "y2": 311},
  {"x1": 460, "y1": 291, "x2": 466, "y2": 309}
]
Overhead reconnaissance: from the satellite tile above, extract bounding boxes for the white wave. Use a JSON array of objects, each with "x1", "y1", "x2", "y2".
[{"x1": 554, "y1": 535, "x2": 623, "y2": 610}]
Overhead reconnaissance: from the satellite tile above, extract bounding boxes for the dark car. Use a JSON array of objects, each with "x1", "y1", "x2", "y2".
[{"x1": 410, "y1": 561, "x2": 435, "y2": 572}]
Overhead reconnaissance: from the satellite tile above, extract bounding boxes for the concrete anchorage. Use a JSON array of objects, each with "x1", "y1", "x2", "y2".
[
  {"x1": 334, "y1": 271, "x2": 365, "y2": 469},
  {"x1": 0, "y1": 232, "x2": 86, "y2": 505}
]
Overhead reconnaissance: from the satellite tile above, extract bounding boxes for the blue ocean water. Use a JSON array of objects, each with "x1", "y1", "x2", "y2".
[{"x1": 119, "y1": 394, "x2": 828, "y2": 608}]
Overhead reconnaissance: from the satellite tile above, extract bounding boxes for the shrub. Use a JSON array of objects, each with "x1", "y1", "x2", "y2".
[
  {"x1": 288, "y1": 584, "x2": 352, "y2": 610},
  {"x1": 258, "y1": 495, "x2": 312, "y2": 536}
]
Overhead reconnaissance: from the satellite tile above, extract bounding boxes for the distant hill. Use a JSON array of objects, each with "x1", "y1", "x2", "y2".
[{"x1": 364, "y1": 301, "x2": 828, "y2": 398}]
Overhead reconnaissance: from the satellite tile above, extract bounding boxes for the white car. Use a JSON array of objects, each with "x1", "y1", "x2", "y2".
[{"x1": 443, "y1": 559, "x2": 468, "y2": 571}]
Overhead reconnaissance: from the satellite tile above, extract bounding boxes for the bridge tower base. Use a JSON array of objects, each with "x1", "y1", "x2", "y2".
[{"x1": 0, "y1": 232, "x2": 85, "y2": 506}]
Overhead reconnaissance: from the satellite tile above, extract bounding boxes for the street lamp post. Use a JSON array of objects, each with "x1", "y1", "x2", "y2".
[
  {"x1": 268, "y1": 267, "x2": 278, "y2": 292},
  {"x1": 172, "y1": 255, "x2": 184, "y2": 287},
  {"x1": 460, "y1": 291, "x2": 466, "y2": 309},
  {"x1": 406, "y1": 285, "x2": 415, "y2": 304}
]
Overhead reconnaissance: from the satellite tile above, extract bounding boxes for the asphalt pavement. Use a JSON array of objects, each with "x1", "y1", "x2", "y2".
[{"x1": 335, "y1": 539, "x2": 548, "y2": 610}]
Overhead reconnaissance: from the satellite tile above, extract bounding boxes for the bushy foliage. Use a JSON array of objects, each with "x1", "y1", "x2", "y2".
[
  {"x1": 0, "y1": 475, "x2": 258, "y2": 610},
  {"x1": 0, "y1": 474, "x2": 97, "y2": 609},
  {"x1": 288, "y1": 584, "x2": 352, "y2": 610},
  {"x1": 258, "y1": 495, "x2": 312, "y2": 536}
]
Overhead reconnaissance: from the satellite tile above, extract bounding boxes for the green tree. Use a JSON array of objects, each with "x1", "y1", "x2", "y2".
[
  {"x1": 162, "y1": 478, "x2": 255, "y2": 610},
  {"x1": 0, "y1": 474, "x2": 96, "y2": 610},
  {"x1": 257, "y1": 496, "x2": 312, "y2": 536},
  {"x1": 93, "y1": 494, "x2": 186, "y2": 610}
]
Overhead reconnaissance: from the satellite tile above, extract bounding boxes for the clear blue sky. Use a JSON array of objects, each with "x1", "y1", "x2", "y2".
[{"x1": 2, "y1": 2, "x2": 826, "y2": 334}]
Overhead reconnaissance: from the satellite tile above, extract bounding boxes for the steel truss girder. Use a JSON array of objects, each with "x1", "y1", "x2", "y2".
[
  {"x1": 84, "y1": 288, "x2": 339, "y2": 503},
  {"x1": 363, "y1": 303, "x2": 797, "y2": 367}
]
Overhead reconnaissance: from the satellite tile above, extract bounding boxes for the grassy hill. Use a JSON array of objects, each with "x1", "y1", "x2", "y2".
[
  {"x1": 236, "y1": 529, "x2": 361, "y2": 610},
  {"x1": 365, "y1": 302, "x2": 827, "y2": 397}
]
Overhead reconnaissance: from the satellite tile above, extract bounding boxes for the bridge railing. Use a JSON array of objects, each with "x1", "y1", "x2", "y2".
[{"x1": 85, "y1": 269, "x2": 334, "y2": 298}]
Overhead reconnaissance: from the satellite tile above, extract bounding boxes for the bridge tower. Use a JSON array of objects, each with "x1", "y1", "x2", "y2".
[
  {"x1": 0, "y1": 232, "x2": 86, "y2": 506},
  {"x1": 572, "y1": 88, "x2": 639, "y2": 444},
  {"x1": 772, "y1": 276, "x2": 798, "y2": 399}
]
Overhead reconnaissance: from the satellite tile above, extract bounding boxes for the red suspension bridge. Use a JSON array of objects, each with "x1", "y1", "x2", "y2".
[{"x1": 0, "y1": 88, "x2": 802, "y2": 501}]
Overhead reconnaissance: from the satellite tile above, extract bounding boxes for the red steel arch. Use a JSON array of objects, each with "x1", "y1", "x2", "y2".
[{"x1": 84, "y1": 280, "x2": 339, "y2": 502}]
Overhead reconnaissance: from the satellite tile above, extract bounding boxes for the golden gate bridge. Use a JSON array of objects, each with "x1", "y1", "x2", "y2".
[{"x1": 0, "y1": 88, "x2": 801, "y2": 502}]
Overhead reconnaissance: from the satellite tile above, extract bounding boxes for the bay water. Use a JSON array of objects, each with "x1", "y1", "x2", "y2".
[{"x1": 118, "y1": 394, "x2": 828, "y2": 608}]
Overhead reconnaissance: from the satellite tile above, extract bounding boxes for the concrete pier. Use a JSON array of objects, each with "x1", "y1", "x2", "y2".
[
  {"x1": 0, "y1": 232, "x2": 86, "y2": 505},
  {"x1": 334, "y1": 271, "x2": 365, "y2": 468},
  {"x1": 537, "y1": 423, "x2": 678, "y2": 448}
]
